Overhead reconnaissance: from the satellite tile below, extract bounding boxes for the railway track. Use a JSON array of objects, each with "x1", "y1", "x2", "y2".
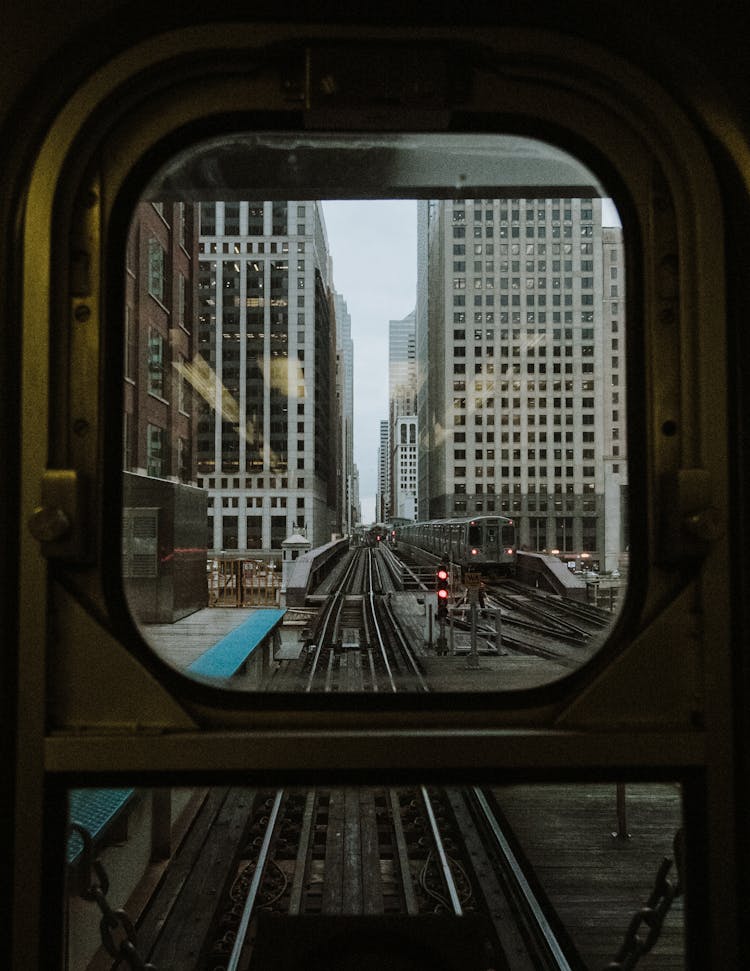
[
  {"x1": 295, "y1": 549, "x2": 427, "y2": 693},
  {"x1": 196, "y1": 783, "x2": 580, "y2": 971},
  {"x1": 179, "y1": 549, "x2": 582, "y2": 970}
]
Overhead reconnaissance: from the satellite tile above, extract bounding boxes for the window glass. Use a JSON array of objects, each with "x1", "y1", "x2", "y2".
[{"x1": 123, "y1": 134, "x2": 627, "y2": 693}]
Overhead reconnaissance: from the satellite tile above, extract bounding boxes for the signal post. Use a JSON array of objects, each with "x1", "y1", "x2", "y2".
[
  {"x1": 464, "y1": 571, "x2": 483, "y2": 669},
  {"x1": 435, "y1": 561, "x2": 450, "y2": 655}
]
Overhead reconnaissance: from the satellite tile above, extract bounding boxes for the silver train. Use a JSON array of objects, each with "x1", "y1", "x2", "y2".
[{"x1": 395, "y1": 515, "x2": 516, "y2": 575}]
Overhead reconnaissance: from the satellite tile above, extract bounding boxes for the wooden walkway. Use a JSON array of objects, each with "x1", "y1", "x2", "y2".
[{"x1": 492, "y1": 783, "x2": 684, "y2": 970}]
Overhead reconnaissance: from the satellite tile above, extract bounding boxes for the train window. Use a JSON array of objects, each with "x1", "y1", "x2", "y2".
[
  {"x1": 63, "y1": 781, "x2": 684, "y2": 969},
  {"x1": 122, "y1": 132, "x2": 630, "y2": 694}
]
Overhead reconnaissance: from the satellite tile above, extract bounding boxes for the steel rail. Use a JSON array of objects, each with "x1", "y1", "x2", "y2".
[
  {"x1": 305, "y1": 550, "x2": 364, "y2": 691},
  {"x1": 480, "y1": 598, "x2": 588, "y2": 644},
  {"x1": 378, "y1": 593, "x2": 430, "y2": 693},
  {"x1": 367, "y1": 589, "x2": 398, "y2": 692},
  {"x1": 304, "y1": 592, "x2": 340, "y2": 692},
  {"x1": 226, "y1": 789, "x2": 285, "y2": 971},
  {"x1": 470, "y1": 786, "x2": 574, "y2": 971},
  {"x1": 419, "y1": 786, "x2": 463, "y2": 915}
]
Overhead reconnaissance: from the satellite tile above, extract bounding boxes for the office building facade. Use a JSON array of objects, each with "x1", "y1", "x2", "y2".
[
  {"x1": 195, "y1": 201, "x2": 338, "y2": 554},
  {"x1": 335, "y1": 291, "x2": 358, "y2": 535},
  {"x1": 389, "y1": 309, "x2": 418, "y2": 521},
  {"x1": 417, "y1": 197, "x2": 626, "y2": 570},
  {"x1": 376, "y1": 418, "x2": 390, "y2": 523}
]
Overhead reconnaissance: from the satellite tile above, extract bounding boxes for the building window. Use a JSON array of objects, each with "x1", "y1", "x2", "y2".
[
  {"x1": 146, "y1": 424, "x2": 164, "y2": 478},
  {"x1": 148, "y1": 329, "x2": 166, "y2": 397},
  {"x1": 147, "y1": 236, "x2": 165, "y2": 302}
]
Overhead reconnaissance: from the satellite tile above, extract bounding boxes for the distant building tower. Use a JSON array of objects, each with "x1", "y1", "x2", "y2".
[
  {"x1": 376, "y1": 419, "x2": 390, "y2": 523},
  {"x1": 195, "y1": 201, "x2": 338, "y2": 555},
  {"x1": 334, "y1": 292, "x2": 356, "y2": 535},
  {"x1": 389, "y1": 308, "x2": 417, "y2": 417},
  {"x1": 393, "y1": 416, "x2": 418, "y2": 520},
  {"x1": 350, "y1": 464, "x2": 362, "y2": 526},
  {"x1": 389, "y1": 309, "x2": 418, "y2": 520},
  {"x1": 417, "y1": 197, "x2": 626, "y2": 569}
]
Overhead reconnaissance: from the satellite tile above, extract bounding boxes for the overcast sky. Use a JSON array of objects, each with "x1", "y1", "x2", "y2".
[
  {"x1": 321, "y1": 198, "x2": 621, "y2": 525},
  {"x1": 323, "y1": 200, "x2": 417, "y2": 524}
]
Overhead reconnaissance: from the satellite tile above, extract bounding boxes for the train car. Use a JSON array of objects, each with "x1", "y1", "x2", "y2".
[
  {"x1": 366, "y1": 524, "x2": 388, "y2": 546},
  {"x1": 3, "y1": 3, "x2": 750, "y2": 969},
  {"x1": 396, "y1": 516, "x2": 516, "y2": 576}
]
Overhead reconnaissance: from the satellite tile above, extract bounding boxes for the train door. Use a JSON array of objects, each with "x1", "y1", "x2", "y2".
[
  {"x1": 484, "y1": 521, "x2": 500, "y2": 562},
  {"x1": 3, "y1": 11, "x2": 748, "y2": 969}
]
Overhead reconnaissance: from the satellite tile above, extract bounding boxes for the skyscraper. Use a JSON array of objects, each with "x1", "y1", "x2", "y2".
[
  {"x1": 417, "y1": 197, "x2": 626, "y2": 570},
  {"x1": 195, "y1": 201, "x2": 338, "y2": 554},
  {"x1": 389, "y1": 309, "x2": 417, "y2": 418},
  {"x1": 376, "y1": 419, "x2": 390, "y2": 523},
  {"x1": 334, "y1": 291, "x2": 358, "y2": 535},
  {"x1": 389, "y1": 309, "x2": 418, "y2": 521}
]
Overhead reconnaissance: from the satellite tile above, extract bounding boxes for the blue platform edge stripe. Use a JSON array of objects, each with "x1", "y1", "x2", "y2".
[
  {"x1": 67, "y1": 788, "x2": 136, "y2": 863},
  {"x1": 187, "y1": 608, "x2": 287, "y2": 678}
]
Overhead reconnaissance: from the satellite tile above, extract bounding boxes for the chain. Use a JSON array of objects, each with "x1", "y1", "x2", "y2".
[
  {"x1": 69, "y1": 823, "x2": 158, "y2": 971},
  {"x1": 604, "y1": 829, "x2": 684, "y2": 971}
]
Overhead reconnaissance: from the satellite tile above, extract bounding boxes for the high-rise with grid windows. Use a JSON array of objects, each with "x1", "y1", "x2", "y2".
[
  {"x1": 417, "y1": 197, "x2": 626, "y2": 571},
  {"x1": 389, "y1": 309, "x2": 418, "y2": 522},
  {"x1": 195, "y1": 201, "x2": 338, "y2": 554}
]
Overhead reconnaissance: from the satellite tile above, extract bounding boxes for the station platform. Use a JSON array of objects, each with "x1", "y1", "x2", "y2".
[
  {"x1": 492, "y1": 783, "x2": 685, "y2": 970},
  {"x1": 142, "y1": 592, "x2": 592, "y2": 692},
  {"x1": 143, "y1": 607, "x2": 310, "y2": 671}
]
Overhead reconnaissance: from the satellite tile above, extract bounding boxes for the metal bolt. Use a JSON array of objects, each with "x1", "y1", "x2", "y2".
[
  {"x1": 28, "y1": 506, "x2": 70, "y2": 543},
  {"x1": 683, "y1": 508, "x2": 723, "y2": 542},
  {"x1": 74, "y1": 304, "x2": 91, "y2": 323}
]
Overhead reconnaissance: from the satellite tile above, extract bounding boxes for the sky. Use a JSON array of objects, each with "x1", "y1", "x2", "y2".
[
  {"x1": 321, "y1": 198, "x2": 621, "y2": 525},
  {"x1": 322, "y1": 200, "x2": 418, "y2": 524}
]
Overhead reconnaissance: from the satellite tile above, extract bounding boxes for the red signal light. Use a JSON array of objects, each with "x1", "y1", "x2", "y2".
[
  {"x1": 471, "y1": 548, "x2": 479, "y2": 556},
  {"x1": 436, "y1": 564, "x2": 450, "y2": 618}
]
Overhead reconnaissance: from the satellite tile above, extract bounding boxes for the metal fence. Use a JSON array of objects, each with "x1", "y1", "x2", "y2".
[{"x1": 207, "y1": 558, "x2": 281, "y2": 607}]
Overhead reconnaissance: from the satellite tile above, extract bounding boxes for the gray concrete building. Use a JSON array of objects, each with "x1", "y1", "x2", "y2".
[
  {"x1": 416, "y1": 197, "x2": 627, "y2": 570},
  {"x1": 393, "y1": 416, "x2": 418, "y2": 521}
]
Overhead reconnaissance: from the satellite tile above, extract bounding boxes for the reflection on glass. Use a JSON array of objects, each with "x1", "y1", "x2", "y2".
[
  {"x1": 122, "y1": 134, "x2": 628, "y2": 692},
  {"x1": 65, "y1": 784, "x2": 682, "y2": 970}
]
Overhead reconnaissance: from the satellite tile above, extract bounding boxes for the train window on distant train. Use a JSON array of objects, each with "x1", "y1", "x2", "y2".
[{"x1": 122, "y1": 133, "x2": 629, "y2": 693}]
